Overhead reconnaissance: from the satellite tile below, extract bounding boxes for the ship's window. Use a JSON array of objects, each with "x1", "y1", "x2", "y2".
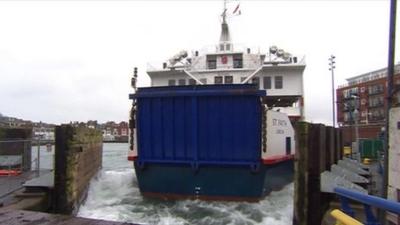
[
  {"x1": 240, "y1": 77, "x2": 247, "y2": 83},
  {"x1": 214, "y1": 76, "x2": 223, "y2": 84},
  {"x1": 252, "y1": 77, "x2": 260, "y2": 89},
  {"x1": 208, "y1": 60, "x2": 217, "y2": 69},
  {"x1": 189, "y1": 79, "x2": 196, "y2": 85},
  {"x1": 224, "y1": 76, "x2": 233, "y2": 84},
  {"x1": 263, "y1": 76, "x2": 271, "y2": 89},
  {"x1": 200, "y1": 78, "x2": 207, "y2": 84},
  {"x1": 286, "y1": 137, "x2": 291, "y2": 155},
  {"x1": 275, "y1": 76, "x2": 283, "y2": 89},
  {"x1": 226, "y1": 44, "x2": 231, "y2": 51},
  {"x1": 220, "y1": 44, "x2": 224, "y2": 51},
  {"x1": 168, "y1": 79, "x2": 176, "y2": 86},
  {"x1": 207, "y1": 55, "x2": 217, "y2": 69},
  {"x1": 178, "y1": 79, "x2": 186, "y2": 85},
  {"x1": 233, "y1": 54, "x2": 243, "y2": 68}
]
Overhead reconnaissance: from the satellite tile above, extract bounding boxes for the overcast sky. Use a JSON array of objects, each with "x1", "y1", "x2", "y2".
[{"x1": 0, "y1": 0, "x2": 399, "y2": 125}]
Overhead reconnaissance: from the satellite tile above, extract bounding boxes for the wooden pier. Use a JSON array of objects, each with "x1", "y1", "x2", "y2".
[{"x1": 293, "y1": 122, "x2": 343, "y2": 225}]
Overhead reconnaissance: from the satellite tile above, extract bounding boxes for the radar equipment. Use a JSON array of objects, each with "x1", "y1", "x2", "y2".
[
  {"x1": 168, "y1": 50, "x2": 188, "y2": 67},
  {"x1": 269, "y1": 46, "x2": 278, "y2": 54},
  {"x1": 283, "y1": 52, "x2": 291, "y2": 60},
  {"x1": 265, "y1": 45, "x2": 293, "y2": 64},
  {"x1": 276, "y1": 49, "x2": 284, "y2": 57}
]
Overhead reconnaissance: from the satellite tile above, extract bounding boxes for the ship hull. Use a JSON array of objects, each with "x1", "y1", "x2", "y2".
[{"x1": 134, "y1": 159, "x2": 293, "y2": 201}]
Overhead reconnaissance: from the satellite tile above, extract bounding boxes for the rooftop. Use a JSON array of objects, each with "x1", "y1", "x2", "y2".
[{"x1": 338, "y1": 63, "x2": 400, "y2": 89}]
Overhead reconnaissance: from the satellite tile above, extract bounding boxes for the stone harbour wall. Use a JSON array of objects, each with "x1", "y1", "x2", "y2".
[{"x1": 53, "y1": 125, "x2": 102, "y2": 215}]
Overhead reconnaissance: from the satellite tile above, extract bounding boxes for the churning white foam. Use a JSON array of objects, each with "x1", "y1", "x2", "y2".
[
  {"x1": 78, "y1": 144, "x2": 294, "y2": 225},
  {"x1": 78, "y1": 168, "x2": 293, "y2": 225}
]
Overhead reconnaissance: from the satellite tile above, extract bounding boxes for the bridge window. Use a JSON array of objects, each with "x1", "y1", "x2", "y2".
[
  {"x1": 252, "y1": 77, "x2": 260, "y2": 89},
  {"x1": 286, "y1": 137, "x2": 291, "y2": 155},
  {"x1": 200, "y1": 78, "x2": 207, "y2": 84},
  {"x1": 178, "y1": 79, "x2": 186, "y2": 85},
  {"x1": 189, "y1": 79, "x2": 196, "y2": 85},
  {"x1": 233, "y1": 54, "x2": 243, "y2": 68},
  {"x1": 275, "y1": 76, "x2": 283, "y2": 89},
  {"x1": 207, "y1": 55, "x2": 217, "y2": 69},
  {"x1": 224, "y1": 76, "x2": 233, "y2": 84},
  {"x1": 240, "y1": 77, "x2": 247, "y2": 83},
  {"x1": 214, "y1": 76, "x2": 223, "y2": 84},
  {"x1": 263, "y1": 76, "x2": 271, "y2": 89},
  {"x1": 168, "y1": 79, "x2": 176, "y2": 86}
]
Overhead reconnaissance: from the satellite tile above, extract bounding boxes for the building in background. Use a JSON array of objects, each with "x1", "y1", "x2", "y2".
[
  {"x1": 32, "y1": 122, "x2": 55, "y2": 141},
  {"x1": 336, "y1": 63, "x2": 400, "y2": 144},
  {"x1": 0, "y1": 114, "x2": 32, "y2": 128},
  {"x1": 0, "y1": 113, "x2": 129, "y2": 143},
  {"x1": 99, "y1": 121, "x2": 129, "y2": 142}
]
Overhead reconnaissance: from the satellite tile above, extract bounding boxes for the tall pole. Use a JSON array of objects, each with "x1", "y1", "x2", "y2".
[
  {"x1": 329, "y1": 55, "x2": 336, "y2": 127},
  {"x1": 37, "y1": 135, "x2": 40, "y2": 176},
  {"x1": 381, "y1": 0, "x2": 397, "y2": 221}
]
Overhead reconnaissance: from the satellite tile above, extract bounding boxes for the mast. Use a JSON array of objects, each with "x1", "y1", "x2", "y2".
[
  {"x1": 219, "y1": 0, "x2": 232, "y2": 51},
  {"x1": 222, "y1": 0, "x2": 227, "y2": 24}
]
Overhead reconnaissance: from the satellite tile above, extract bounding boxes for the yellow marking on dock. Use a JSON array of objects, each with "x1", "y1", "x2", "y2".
[{"x1": 330, "y1": 209, "x2": 364, "y2": 225}]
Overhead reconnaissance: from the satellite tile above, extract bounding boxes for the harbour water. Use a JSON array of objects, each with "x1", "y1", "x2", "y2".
[{"x1": 76, "y1": 143, "x2": 294, "y2": 225}]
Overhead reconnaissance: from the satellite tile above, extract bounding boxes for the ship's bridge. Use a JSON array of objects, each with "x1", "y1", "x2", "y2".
[
  {"x1": 147, "y1": 48, "x2": 305, "y2": 120},
  {"x1": 146, "y1": 6, "x2": 306, "y2": 120}
]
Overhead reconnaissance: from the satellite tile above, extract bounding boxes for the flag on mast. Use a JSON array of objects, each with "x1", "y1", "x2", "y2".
[{"x1": 232, "y1": 3, "x2": 241, "y2": 15}]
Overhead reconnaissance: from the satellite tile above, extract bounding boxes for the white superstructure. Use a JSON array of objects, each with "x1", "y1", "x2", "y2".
[{"x1": 146, "y1": 3, "x2": 306, "y2": 120}]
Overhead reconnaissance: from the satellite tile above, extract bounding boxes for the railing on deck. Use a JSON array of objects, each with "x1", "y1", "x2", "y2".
[{"x1": 332, "y1": 187, "x2": 400, "y2": 225}]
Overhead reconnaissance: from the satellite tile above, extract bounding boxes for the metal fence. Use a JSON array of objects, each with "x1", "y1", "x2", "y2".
[
  {"x1": 0, "y1": 139, "x2": 32, "y2": 173},
  {"x1": 332, "y1": 187, "x2": 400, "y2": 225},
  {"x1": 0, "y1": 139, "x2": 54, "y2": 175}
]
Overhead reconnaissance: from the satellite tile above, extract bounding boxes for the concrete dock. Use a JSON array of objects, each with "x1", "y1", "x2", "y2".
[
  {"x1": 0, "y1": 170, "x2": 51, "y2": 207},
  {"x1": 0, "y1": 209, "x2": 138, "y2": 225}
]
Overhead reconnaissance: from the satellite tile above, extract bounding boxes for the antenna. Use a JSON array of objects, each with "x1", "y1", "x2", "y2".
[{"x1": 222, "y1": 0, "x2": 227, "y2": 23}]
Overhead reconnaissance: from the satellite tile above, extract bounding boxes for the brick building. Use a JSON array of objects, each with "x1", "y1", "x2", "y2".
[
  {"x1": 336, "y1": 63, "x2": 400, "y2": 144},
  {"x1": 100, "y1": 121, "x2": 129, "y2": 142}
]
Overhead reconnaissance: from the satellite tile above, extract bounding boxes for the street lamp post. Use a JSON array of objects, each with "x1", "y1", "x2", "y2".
[
  {"x1": 354, "y1": 108, "x2": 359, "y2": 159},
  {"x1": 329, "y1": 55, "x2": 336, "y2": 127}
]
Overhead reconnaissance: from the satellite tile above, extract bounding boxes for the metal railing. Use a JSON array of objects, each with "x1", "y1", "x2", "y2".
[
  {"x1": 332, "y1": 187, "x2": 400, "y2": 225},
  {"x1": 0, "y1": 139, "x2": 32, "y2": 173},
  {"x1": 331, "y1": 209, "x2": 364, "y2": 225},
  {"x1": 0, "y1": 139, "x2": 54, "y2": 175}
]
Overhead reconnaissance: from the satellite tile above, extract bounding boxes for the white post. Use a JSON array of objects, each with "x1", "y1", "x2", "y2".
[{"x1": 329, "y1": 55, "x2": 336, "y2": 127}]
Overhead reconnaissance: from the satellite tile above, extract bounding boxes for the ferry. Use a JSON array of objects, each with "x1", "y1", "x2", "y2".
[{"x1": 128, "y1": 1, "x2": 306, "y2": 201}]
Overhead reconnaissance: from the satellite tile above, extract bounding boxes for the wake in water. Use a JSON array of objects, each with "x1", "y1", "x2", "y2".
[{"x1": 78, "y1": 168, "x2": 293, "y2": 225}]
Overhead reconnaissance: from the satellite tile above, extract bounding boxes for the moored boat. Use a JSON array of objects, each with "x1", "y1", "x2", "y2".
[{"x1": 128, "y1": 1, "x2": 305, "y2": 201}]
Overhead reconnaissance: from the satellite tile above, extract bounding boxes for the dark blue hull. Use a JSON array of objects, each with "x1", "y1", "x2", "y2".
[{"x1": 134, "y1": 159, "x2": 293, "y2": 201}]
